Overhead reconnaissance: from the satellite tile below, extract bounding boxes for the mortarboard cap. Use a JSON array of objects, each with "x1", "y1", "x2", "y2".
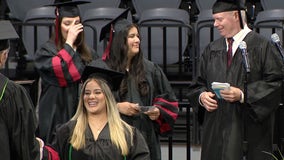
[
  {"x1": 81, "y1": 60, "x2": 124, "y2": 91},
  {"x1": 99, "y1": 8, "x2": 131, "y2": 60},
  {"x1": 212, "y1": 0, "x2": 246, "y2": 29},
  {"x1": 49, "y1": 0, "x2": 90, "y2": 18},
  {"x1": 212, "y1": 0, "x2": 246, "y2": 14},
  {"x1": 99, "y1": 8, "x2": 131, "y2": 41},
  {"x1": 0, "y1": 20, "x2": 19, "y2": 51}
]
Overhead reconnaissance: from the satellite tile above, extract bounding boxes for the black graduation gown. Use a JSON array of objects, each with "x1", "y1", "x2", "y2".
[
  {"x1": 88, "y1": 59, "x2": 179, "y2": 160},
  {"x1": 120, "y1": 59, "x2": 179, "y2": 160},
  {"x1": 0, "y1": 73, "x2": 40, "y2": 160},
  {"x1": 45, "y1": 120, "x2": 150, "y2": 160},
  {"x1": 34, "y1": 41, "x2": 97, "y2": 143},
  {"x1": 187, "y1": 31, "x2": 283, "y2": 160}
]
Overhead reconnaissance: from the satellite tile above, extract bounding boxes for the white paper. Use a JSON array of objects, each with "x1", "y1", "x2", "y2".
[{"x1": 211, "y1": 82, "x2": 230, "y2": 99}]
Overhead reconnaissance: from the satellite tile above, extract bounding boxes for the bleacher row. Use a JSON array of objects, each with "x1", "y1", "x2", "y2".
[{"x1": 1, "y1": 0, "x2": 284, "y2": 159}]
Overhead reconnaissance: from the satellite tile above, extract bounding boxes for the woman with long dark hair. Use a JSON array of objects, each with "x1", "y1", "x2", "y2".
[{"x1": 99, "y1": 12, "x2": 179, "y2": 160}]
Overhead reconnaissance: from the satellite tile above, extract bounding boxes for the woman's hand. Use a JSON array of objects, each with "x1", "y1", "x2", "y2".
[
  {"x1": 65, "y1": 20, "x2": 83, "y2": 49},
  {"x1": 144, "y1": 106, "x2": 160, "y2": 120},
  {"x1": 117, "y1": 102, "x2": 140, "y2": 116}
]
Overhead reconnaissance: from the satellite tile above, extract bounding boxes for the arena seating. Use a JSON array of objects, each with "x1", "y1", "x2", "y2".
[{"x1": 3, "y1": 0, "x2": 284, "y2": 159}]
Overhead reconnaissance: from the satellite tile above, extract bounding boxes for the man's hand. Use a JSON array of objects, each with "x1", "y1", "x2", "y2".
[
  {"x1": 220, "y1": 86, "x2": 242, "y2": 102},
  {"x1": 200, "y1": 92, "x2": 218, "y2": 112}
]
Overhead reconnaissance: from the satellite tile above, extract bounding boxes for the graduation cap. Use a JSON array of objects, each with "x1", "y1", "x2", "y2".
[
  {"x1": 47, "y1": 0, "x2": 90, "y2": 45},
  {"x1": 0, "y1": 20, "x2": 19, "y2": 51},
  {"x1": 212, "y1": 0, "x2": 246, "y2": 29},
  {"x1": 99, "y1": 8, "x2": 131, "y2": 42},
  {"x1": 50, "y1": 0, "x2": 90, "y2": 18},
  {"x1": 99, "y1": 8, "x2": 131, "y2": 60},
  {"x1": 81, "y1": 60, "x2": 124, "y2": 91}
]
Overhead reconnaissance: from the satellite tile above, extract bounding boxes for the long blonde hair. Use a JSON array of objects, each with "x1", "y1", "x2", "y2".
[{"x1": 70, "y1": 77, "x2": 133, "y2": 155}]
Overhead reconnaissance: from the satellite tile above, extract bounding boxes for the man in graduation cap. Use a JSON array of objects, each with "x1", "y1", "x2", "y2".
[
  {"x1": 0, "y1": 20, "x2": 43, "y2": 160},
  {"x1": 187, "y1": 0, "x2": 283, "y2": 159},
  {"x1": 34, "y1": 0, "x2": 98, "y2": 144}
]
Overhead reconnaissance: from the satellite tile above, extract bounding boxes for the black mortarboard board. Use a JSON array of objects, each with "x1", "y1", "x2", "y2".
[
  {"x1": 99, "y1": 8, "x2": 131, "y2": 41},
  {"x1": 81, "y1": 60, "x2": 124, "y2": 91},
  {"x1": 212, "y1": 0, "x2": 246, "y2": 29},
  {"x1": 0, "y1": 20, "x2": 19, "y2": 51},
  {"x1": 50, "y1": 0, "x2": 90, "y2": 18},
  {"x1": 99, "y1": 8, "x2": 131, "y2": 60},
  {"x1": 212, "y1": 0, "x2": 245, "y2": 14}
]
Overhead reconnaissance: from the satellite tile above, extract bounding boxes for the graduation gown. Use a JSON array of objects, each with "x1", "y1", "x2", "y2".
[
  {"x1": 187, "y1": 31, "x2": 283, "y2": 160},
  {"x1": 120, "y1": 59, "x2": 179, "y2": 160},
  {"x1": 0, "y1": 73, "x2": 40, "y2": 160},
  {"x1": 44, "y1": 120, "x2": 150, "y2": 160},
  {"x1": 90, "y1": 58, "x2": 179, "y2": 160},
  {"x1": 34, "y1": 41, "x2": 97, "y2": 143}
]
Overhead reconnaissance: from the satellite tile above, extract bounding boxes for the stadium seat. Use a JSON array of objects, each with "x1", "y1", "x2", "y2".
[
  {"x1": 22, "y1": 6, "x2": 55, "y2": 61},
  {"x1": 6, "y1": 0, "x2": 53, "y2": 21},
  {"x1": 78, "y1": 0, "x2": 121, "y2": 17},
  {"x1": 254, "y1": 0, "x2": 284, "y2": 43},
  {"x1": 260, "y1": 0, "x2": 284, "y2": 10},
  {"x1": 131, "y1": 0, "x2": 182, "y2": 21},
  {"x1": 193, "y1": 0, "x2": 220, "y2": 78},
  {"x1": 138, "y1": 8, "x2": 191, "y2": 78}
]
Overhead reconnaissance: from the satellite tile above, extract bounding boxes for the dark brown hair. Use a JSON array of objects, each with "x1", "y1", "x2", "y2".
[{"x1": 105, "y1": 23, "x2": 149, "y2": 99}]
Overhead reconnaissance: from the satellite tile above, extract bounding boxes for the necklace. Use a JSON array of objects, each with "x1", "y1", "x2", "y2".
[
  {"x1": 88, "y1": 116, "x2": 108, "y2": 138},
  {"x1": 96, "y1": 125, "x2": 103, "y2": 133},
  {"x1": 90, "y1": 121, "x2": 107, "y2": 135}
]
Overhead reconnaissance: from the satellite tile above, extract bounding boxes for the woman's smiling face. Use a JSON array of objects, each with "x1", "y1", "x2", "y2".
[
  {"x1": 83, "y1": 80, "x2": 106, "y2": 115},
  {"x1": 127, "y1": 26, "x2": 140, "y2": 58}
]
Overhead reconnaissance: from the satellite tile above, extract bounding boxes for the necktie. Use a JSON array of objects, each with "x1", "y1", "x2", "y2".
[{"x1": 227, "y1": 38, "x2": 234, "y2": 67}]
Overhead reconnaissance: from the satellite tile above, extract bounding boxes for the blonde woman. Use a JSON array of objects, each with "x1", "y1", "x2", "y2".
[{"x1": 42, "y1": 66, "x2": 150, "y2": 160}]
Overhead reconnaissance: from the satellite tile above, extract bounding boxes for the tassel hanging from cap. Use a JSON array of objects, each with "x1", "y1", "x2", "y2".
[
  {"x1": 102, "y1": 24, "x2": 114, "y2": 61},
  {"x1": 55, "y1": 8, "x2": 59, "y2": 46}
]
